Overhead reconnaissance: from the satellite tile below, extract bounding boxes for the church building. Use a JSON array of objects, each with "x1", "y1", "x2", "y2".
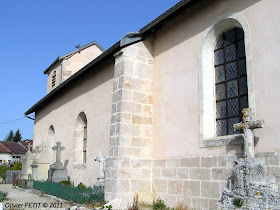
[{"x1": 25, "y1": 0, "x2": 280, "y2": 209}]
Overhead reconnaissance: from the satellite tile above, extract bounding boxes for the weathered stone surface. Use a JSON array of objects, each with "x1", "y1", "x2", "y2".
[
  {"x1": 131, "y1": 180, "x2": 151, "y2": 192},
  {"x1": 178, "y1": 168, "x2": 189, "y2": 179},
  {"x1": 152, "y1": 168, "x2": 161, "y2": 179},
  {"x1": 152, "y1": 179, "x2": 167, "y2": 193},
  {"x1": 217, "y1": 158, "x2": 280, "y2": 210},
  {"x1": 211, "y1": 168, "x2": 232, "y2": 181},
  {"x1": 167, "y1": 159, "x2": 181, "y2": 168},
  {"x1": 131, "y1": 159, "x2": 152, "y2": 168},
  {"x1": 201, "y1": 181, "x2": 220, "y2": 198},
  {"x1": 141, "y1": 169, "x2": 151, "y2": 179},
  {"x1": 131, "y1": 137, "x2": 152, "y2": 147},
  {"x1": 181, "y1": 157, "x2": 200, "y2": 167},
  {"x1": 132, "y1": 115, "x2": 152, "y2": 125},
  {"x1": 218, "y1": 156, "x2": 227, "y2": 167},
  {"x1": 201, "y1": 156, "x2": 217, "y2": 167},
  {"x1": 153, "y1": 159, "x2": 166, "y2": 168},
  {"x1": 161, "y1": 168, "x2": 177, "y2": 179},
  {"x1": 117, "y1": 101, "x2": 142, "y2": 114},
  {"x1": 168, "y1": 180, "x2": 183, "y2": 195},
  {"x1": 183, "y1": 180, "x2": 200, "y2": 197},
  {"x1": 189, "y1": 168, "x2": 210, "y2": 180}
]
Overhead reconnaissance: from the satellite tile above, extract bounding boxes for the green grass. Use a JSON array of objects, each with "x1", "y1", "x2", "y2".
[{"x1": 0, "y1": 191, "x2": 7, "y2": 202}]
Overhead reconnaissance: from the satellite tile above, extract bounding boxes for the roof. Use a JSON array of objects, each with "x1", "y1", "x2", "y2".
[
  {"x1": 0, "y1": 141, "x2": 33, "y2": 154},
  {"x1": 0, "y1": 144, "x2": 10, "y2": 153},
  {"x1": 43, "y1": 40, "x2": 105, "y2": 74},
  {"x1": 25, "y1": 0, "x2": 199, "y2": 116}
]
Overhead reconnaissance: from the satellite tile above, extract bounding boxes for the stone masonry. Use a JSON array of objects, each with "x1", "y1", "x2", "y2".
[
  {"x1": 151, "y1": 153, "x2": 280, "y2": 209},
  {"x1": 105, "y1": 37, "x2": 154, "y2": 204}
]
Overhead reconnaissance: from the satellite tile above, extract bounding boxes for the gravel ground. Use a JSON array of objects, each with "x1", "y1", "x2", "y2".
[{"x1": 0, "y1": 184, "x2": 90, "y2": 210}]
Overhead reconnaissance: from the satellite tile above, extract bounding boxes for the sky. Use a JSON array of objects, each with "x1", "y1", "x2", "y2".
[{"x1": 0, "y1": 0, "x2": 181, "y2": 141}]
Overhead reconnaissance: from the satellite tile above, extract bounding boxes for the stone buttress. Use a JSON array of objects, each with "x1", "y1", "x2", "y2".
[{"x1": 105, "y1": 37, "x2": 154, "y2": 204}]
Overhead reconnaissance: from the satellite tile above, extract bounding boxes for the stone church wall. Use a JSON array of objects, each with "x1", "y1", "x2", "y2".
[{"x1": 152, "y1": 153, "x2": 280, "y2": 209}]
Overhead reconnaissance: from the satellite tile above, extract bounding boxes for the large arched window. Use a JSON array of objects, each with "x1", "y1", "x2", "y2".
[
  {"x1": 215, "y1": 27, "x2": 248, "y2": 136},
  {"x1": 198, "y1": 13, "x2": 254, "y2": 147},
  {"x1": 74, "y1": 112, "x2": 87, "y2": 167}
]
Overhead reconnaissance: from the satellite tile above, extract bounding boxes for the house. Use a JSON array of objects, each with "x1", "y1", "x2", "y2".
[
  {"x1": 0, "y1": 140, "x2": 33, "y2": 165},
  {"x1": 25, "y1": 0, "x2": 280, "y2": 209}
]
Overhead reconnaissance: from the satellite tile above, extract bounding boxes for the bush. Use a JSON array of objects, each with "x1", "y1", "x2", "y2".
[
  {"x1": 234, "y1": 198, "x2": 243, "y2": 207},
  {"x1": 58, "y1": 180, "x2": 71, "y2": 186},
  {"x1": 0, "y1": 165, "x2": 13, "y2": 181},
  {"x1": 153, "y1": 199, "x2": 167, "y2": 210},
  {"x1": 0, "y1": 191, "x2": 7, "y2": 202},
  {"x1": 12, "y1": 161, "x2": 22, "y2": 170},
  {"x1": 77, "y1": 182, "x2": 86, "y2": 189}
]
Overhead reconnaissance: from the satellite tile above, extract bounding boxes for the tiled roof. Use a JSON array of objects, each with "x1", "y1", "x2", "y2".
[
  {"x1": 20, "y1": 140, "x2": 33, "y2": 152},
  {"x1": 0, "y1": 144, "x2": 9, "y2": 153},
  {"x1": 0, "y1": 141, "x2": 33, "y2": 154}
]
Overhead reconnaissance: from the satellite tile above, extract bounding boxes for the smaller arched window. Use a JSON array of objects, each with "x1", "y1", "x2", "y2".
[
  {"x1": 74, "y1": 112, "x2": 87, "y2": 166},
  {"x1": 52, "y1": 71, "x2": 56, "y2": 88},
  {"x1": 47, "y1": 125, "x2": 55, "y2": 162}
]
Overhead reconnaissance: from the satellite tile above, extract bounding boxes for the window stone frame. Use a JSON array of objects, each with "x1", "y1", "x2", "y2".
[{"x1": 198, "y1": 13, "x2": 255, "y2": 148}]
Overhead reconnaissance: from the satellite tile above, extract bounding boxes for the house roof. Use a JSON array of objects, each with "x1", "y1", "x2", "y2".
[
  {"x1": 0, "y1": 144, "x2": 10, "y2": 153},
  {"x1": 43, "y1": 40, "x2": 105, "y2": 74},
  {"x1": 25, "y1": 0, "x2": 200, "y2": 116},
  {"x1": 0, "y1": 141, "x2": 33, "y2": 154}
]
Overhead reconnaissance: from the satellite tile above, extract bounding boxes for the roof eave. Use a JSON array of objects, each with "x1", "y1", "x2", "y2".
[{"x1": 25, "y1": 41, "x2": 121, "y2": 115}]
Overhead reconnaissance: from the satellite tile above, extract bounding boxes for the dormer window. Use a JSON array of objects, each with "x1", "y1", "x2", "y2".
[{"x1": 52, "y1": 71, "x2": 56, "y2": 88}]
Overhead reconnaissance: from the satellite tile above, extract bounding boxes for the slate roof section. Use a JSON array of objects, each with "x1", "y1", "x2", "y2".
[
  {"x1": 25, "y1": 0, "x2": 200, "y2": 115},
  {"x1": 0, "y1": 141, "x2": 33, "y2": 154},
  {"x1": 43, "y1": 40, "x2": 105, "y2": 74}
]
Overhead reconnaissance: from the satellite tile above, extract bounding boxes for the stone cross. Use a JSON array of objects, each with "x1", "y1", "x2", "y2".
[
  {"x1": 52, "y1": 141, "x2": 65, "y2": 163},
  {"x1": 233, "y1": 108, "x2": 265, "y2": 158},
  {"x1": 27, "y1": 143, "x2": 32, "y2": 152},
  {"x1": 94, "y1": 152, "x2": 106, "y2": 178}
]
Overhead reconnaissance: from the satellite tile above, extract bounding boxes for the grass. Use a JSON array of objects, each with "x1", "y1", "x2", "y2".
[{"x1": 0, "y1": 191, "x2": 7, "y2": 202}]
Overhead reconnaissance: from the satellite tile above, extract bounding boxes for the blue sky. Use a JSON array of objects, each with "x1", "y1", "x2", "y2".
[{"x1": 0, "y1": 0, "x2": 181, "y2": 140}]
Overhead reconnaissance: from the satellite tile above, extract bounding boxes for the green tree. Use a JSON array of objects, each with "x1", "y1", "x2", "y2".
[
  {"x1": 13, "y1": 129, "x2": 22, "y2": 142},
  {"x1": 4, "y1": 130, "x2": 13, "y2": 142}
]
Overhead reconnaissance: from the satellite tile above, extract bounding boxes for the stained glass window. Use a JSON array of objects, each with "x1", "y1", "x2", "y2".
[{"x1": 215, "y1": 28, "x2": 248, "y2": 136}]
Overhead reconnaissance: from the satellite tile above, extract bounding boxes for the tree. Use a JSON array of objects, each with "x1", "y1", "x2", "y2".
[
  {"x1": 4, "y1": 130, "x2": 13, "y2": 142},
  {"x1": 13, "y1": 129, "x2": 22, "y2": 142}
]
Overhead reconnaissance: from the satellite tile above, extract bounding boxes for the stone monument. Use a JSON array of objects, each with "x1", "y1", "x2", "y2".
[
  {"x1": 94, "y1": 152, "x2": 106, "y2": 186},
  {"x1": 217, "y1": 108, "x2": 280, "y2": 209},
  {"x1": 48, "y1": 141, "x2": 68, "y2": 183},
  {"x1": 20, "y1": 143, "x2": 33, "y2": 179}
]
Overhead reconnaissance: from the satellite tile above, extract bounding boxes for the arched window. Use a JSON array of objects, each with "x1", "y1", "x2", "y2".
[
  {"x1": 215, "y1": 27, "x2": 248, "y2": 136},
  {"x1": 74, "y1": 112, "x2": 87, "y2": 166},
  {"x1": 52, "y1": 71, "x2": 56, "y2": 88},
  {"x1": 198, "y1": 13, "x2": 254, "y2": 147},
  {"x1": 47, "y1": 125, "x2": 55, "y2": 162}
]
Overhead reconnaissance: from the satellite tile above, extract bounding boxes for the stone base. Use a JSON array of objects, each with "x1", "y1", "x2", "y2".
[
  {"x1": 48, "y1": 168, "x2": 68, "y2": 183},
  {"x1": 94, "y1": 177, "x2": 105, "y2": 187},
  {"x1": 217, "y1": 158, "x2": 280, "y2": 209}
]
